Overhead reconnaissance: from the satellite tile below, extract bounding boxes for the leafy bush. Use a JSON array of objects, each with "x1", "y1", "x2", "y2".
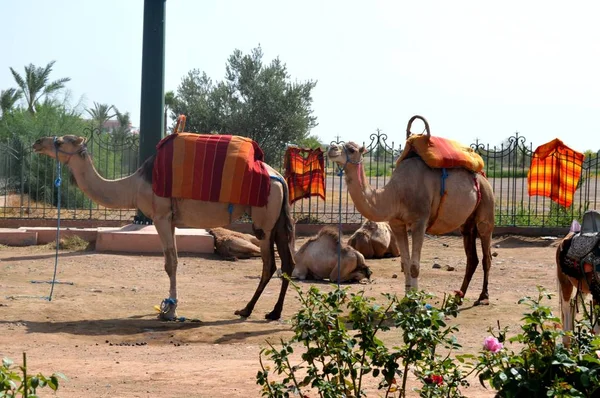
[
  {"x1": 473, "y1": 287, "x2": 600, "y2": 397},
  {"x1": 1, "y1": 353, "x2": 65, "y2": 397},
  {"x1": 256, "y1": 282, "x2": 469, "y2": 397}
]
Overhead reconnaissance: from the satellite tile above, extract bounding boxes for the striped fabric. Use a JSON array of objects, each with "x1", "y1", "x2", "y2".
[
  {"x1": 527, "y1": 138, "x2": 584, "y2": 208},
  {"x1": 152, "y1": 133, "x2": 271, "y2": 207},
  {"x1": 284, "y1": 147, "x2": 326, "y2": 204},
  {"x1": 397, "y1": 135, "x2": 484, "y2": 173}
]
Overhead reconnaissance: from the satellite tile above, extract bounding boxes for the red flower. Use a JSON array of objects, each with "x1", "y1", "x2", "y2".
[
  {"x1": 431, "y1": 375, "x2": 443, "y2": 385},
  {"x1": 453, "y1": 290, "x2": 464, "y2": 298}
]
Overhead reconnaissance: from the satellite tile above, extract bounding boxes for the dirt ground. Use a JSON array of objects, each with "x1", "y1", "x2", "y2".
[{"x1": 0, "y1": 233, "x2": 569, "y2": 397}]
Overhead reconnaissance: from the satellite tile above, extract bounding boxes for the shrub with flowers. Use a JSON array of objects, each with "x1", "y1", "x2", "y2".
[
  {"x1": 473, "y1": 286, "x2": 600, "y2": 397},
  {"x1": 256, "y1": 281, "x2": 469, "y2": 397}
]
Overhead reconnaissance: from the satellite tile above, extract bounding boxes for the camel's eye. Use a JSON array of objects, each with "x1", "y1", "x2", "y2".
[{"x1": 347, "y1": 147, "x2": 356, "y2": 154}]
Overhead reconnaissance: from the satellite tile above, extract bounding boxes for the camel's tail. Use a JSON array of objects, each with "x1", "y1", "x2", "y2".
[{"x1": 271, "y1": 176, "x2": 296, "y2": 275}]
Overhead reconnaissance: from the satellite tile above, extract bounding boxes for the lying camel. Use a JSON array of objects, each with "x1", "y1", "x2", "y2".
[
  {"x1": 292, "y1": 226, "x2": 371, "y2": 283},
  {"x1": 207, "y1": 227, "x2": 261, "y2": 260},
  {"x1": 348, "y1": 220, "x2": 400, "y2": 259}
]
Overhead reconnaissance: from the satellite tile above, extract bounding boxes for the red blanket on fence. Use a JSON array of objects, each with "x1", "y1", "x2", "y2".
[
  {"x1": 527, "y1": 138, "x2": 584, "y2": 208},
  {"x1": 284, "y1": 147, "x2": 326, "y2": 204},
  {"x1": 397, "y1": 134, "x2": 484, "y2": 173},
  {"x1": 152, "y1": 133, "x2": 271, "y2": 207}
]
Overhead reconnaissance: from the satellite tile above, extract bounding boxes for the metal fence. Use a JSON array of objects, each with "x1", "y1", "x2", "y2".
[{"x1": 1, "y1": 129, "x2": 598, "y2": 227}]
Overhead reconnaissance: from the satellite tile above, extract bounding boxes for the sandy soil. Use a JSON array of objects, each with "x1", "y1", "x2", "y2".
[{"x1": 0, "y1": 233, "x2": 569, "y2": 397}]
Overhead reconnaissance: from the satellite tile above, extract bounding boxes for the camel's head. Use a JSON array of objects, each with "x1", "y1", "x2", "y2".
[
  {"x1": 32, "y1": 135, "x2": 87, "y2": 163},
  {"x1": 327, "y1": 142, "x2": 366, "y2": 168}
]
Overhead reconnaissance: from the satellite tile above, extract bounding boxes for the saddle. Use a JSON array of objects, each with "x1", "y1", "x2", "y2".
[{"x1": 562, "y1": 210, "x2": 600, "y2": 302}]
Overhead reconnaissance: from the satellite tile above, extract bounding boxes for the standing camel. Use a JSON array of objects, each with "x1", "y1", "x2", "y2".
[
  {"x1": 32, "y1": 135, "x2": 295, "y2": 321},
  {"x1": 555, "y1": 211, "x2": 600, "y2": 344},
  {"x1": 328, "y1": 116, "x2": 495, "y2": 304}
]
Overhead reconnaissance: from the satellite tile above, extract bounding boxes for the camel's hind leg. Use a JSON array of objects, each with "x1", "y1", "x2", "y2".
[
  {"x1": 475, "y1": 219, "x2": 493, "y2": 305},
  {"x1": 154, "y1": 215, "x2": 179, "y2": 320},
  {"x1": 457, "y1": 216, "x2": 478, "y2": 303},
  {"x1": 235, "y1": 179, "x2": 295, "y2": 320},
  {"x1": 235, "y1": 234, "x2": 277, "y2": 318}
]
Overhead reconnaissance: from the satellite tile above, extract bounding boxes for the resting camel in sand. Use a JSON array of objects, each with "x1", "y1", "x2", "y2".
[
  {"x1": 328, "y1": 116, "x2": 495, "y2": 304},
  {"x1": 208, "y1": 227, "x2": 261, "y2": 260},
  {"x1": 292, "y1": 226, "x2": 371, "y2": 283},
  {"x1": 32, "y1": 135, "x2": 295, "y2": 321},
  {"x1": 348, "y1": 220, "x2": 400, "y2": 259},
  {"x1": 556, "y1": 211, "x2": 600, "y2": 344}
]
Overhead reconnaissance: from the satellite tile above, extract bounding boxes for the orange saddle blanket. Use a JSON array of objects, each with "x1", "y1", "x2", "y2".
[
  {"x1": 397, "y1": 134, "x2": 484, "y2": 173},
  {"x1": 152, "y1": 133, "x2": 271, "y2": 207}
]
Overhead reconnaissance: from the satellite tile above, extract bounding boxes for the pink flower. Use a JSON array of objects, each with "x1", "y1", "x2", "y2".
[
  {"x1": 596, "y1": 350, "x2": 600, "y2": 359},
  {"x1": 483, "y1": 336, "x2": 503, "y2": 353}
]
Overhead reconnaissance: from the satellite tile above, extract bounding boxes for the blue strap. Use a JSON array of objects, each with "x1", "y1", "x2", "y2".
[
  {"x1": 227, "y1": 203, "x2": 234, "y2": 215},
  {"x1": 440, "y1": 168, "x2": 448, "y2": 197}
]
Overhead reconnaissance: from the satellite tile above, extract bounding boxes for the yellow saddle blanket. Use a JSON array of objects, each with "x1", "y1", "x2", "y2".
[{"x1": 397, "y1": 134, "x2": 484, "y2": 173}]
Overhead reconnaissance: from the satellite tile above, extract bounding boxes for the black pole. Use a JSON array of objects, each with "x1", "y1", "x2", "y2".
[{"x1": 136, "y1": 0, "x2": 166, "y2": 224}]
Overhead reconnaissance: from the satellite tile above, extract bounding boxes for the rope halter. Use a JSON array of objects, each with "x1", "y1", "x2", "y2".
[{"x1": 53, "y1": 136, "x2": 88, "y2": 166}]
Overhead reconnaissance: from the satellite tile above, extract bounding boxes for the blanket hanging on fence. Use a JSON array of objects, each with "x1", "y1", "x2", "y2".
[
  {"x1": 152, "y1": 132, "x2": 271, "y2": 207},
  {"x1": 396, "y1": 134, "x2": 484, "y2": 173},
  {"x1": 284, "y1": 147, "x2": 326, "y2": 204},
  {"x1": 527, "y1": 138, "x2": 584, "y2": 208}
]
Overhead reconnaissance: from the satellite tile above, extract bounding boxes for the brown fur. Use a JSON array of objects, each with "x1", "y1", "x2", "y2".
[
  {"x1": 348, "y1": 220, "x2": 400, "y2": 259},
  {"x1": 293, "y1": 226, "x2": 371, "y2": 282},
  {"x1": 208, "y1": 227, "x2": 261, "y2": 260}
]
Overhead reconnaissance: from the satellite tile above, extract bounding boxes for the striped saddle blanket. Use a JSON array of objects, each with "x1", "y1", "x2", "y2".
[
  {"x1": 397, "y1": 135, "x2": 484, "y2": 173},
  {"x1": 152, "y1": 133, "x2": 271, "y2": 207}
]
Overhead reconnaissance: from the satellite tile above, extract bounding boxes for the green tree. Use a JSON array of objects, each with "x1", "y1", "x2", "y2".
[
  {"x1": 172, "y1": 46, "x2": 318, "y2": 162},
  {"x1": 0, "y1": 88, "x2": 22, "y2": 116},
  {"x1": 86, "y1": 102, "x2": 115, "y2": 131},
  {"x1": 9, "y1": 61, "x2": 70, "y2": 114},
  {"x1": 164, "y1": 90, "x2": 175, "y2": 133}
]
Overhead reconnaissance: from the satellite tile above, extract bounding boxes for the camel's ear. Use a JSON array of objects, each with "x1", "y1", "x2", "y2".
[
  {"x1": 73, "y1": 137, "x2": 85, "y2": 146},
  {"x1": 359, "y1": 146, "x2": 367, "y2": 154}
]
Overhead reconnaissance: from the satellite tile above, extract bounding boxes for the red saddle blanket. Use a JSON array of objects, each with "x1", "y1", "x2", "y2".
[{"x1": 152, "y1": 133, "x2": 271, "y2": 207}]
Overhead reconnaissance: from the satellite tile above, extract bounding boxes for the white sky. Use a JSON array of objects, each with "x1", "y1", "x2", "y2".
[{"x1": 2, "y1": 0, "x2": 599, "y2": 152}]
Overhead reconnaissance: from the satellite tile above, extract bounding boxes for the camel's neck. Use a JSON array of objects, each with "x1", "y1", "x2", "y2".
[
  {"x1": 344, "y1": 163, "x2": 397, "y2": 222},
  {"x1": 67, "y1": 155, "x2": 139, "y2": 209}
]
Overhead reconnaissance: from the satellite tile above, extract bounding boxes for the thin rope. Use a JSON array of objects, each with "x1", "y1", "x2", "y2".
[
  {"x1": 47, "y1": 137, "x2": 62, "y2": 301},
  {"x1": 336, "y1": 166, "x2": 343, "y2": 289}
]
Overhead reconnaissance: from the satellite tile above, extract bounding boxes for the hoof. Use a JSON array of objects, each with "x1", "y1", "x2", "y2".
[
  {"x1": 158, "y1": 298, "x2": 178, "y2": 320},
  {"x1": 265, "y1": 311, "x2": 281, "y2": 321},
  {"x1": 474, "y1": 298, "x2": 490, "y2": 306},
  {"x1": 235, "y1": 308, "x2": 251, "y2": 318}
]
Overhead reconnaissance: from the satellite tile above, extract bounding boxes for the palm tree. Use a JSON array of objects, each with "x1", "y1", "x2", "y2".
[
  {"x1": 86, "y1": 102, "x2": 115, "y2": 131},
  {"x1": 9, "y1": 61, "x2": 70, "y2": 114},
  {"x1": 112, "y1": 108, "x2": 132, "y2": 142},
  {"x1": 164, "y1": 90, "x2": 175, "y2": 134},
  {"x1": 0, "y1": 88, "x2": 22, "y2": 115}
]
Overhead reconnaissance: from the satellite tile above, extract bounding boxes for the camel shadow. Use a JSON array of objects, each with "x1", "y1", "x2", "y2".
[
  {"x1": 214, "y1": 326, "x2": 293, "y2": 344},
  {"x1": 0, "y1": 251, "x2": 93, "y2": 262},
  {"x1": 0, "y1": 316, "x2": 253, "y2": 337}
]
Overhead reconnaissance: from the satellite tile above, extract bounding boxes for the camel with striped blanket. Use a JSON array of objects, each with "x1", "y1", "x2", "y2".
[{"x1": 32, "y1": 135, "x2": 295, "y2": 321}]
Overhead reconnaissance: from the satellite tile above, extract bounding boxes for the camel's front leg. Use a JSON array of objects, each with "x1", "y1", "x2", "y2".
[
  {"x1": 235, "y1": 234, "x2": 277, "y2": 319},
  {"x1": 408, "y1": 221, "x2": 427, "y2": 290},
  {"x1": 155, "y1": 218, "x2": 179, "y2": 320},
  {"x1": 392, "y1": 224, "x2": 415, "y2": 293}
]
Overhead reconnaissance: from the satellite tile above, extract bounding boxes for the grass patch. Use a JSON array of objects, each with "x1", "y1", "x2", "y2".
[{"x1": 45, "y1": 235, "x2": 91, "y2": 251}]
